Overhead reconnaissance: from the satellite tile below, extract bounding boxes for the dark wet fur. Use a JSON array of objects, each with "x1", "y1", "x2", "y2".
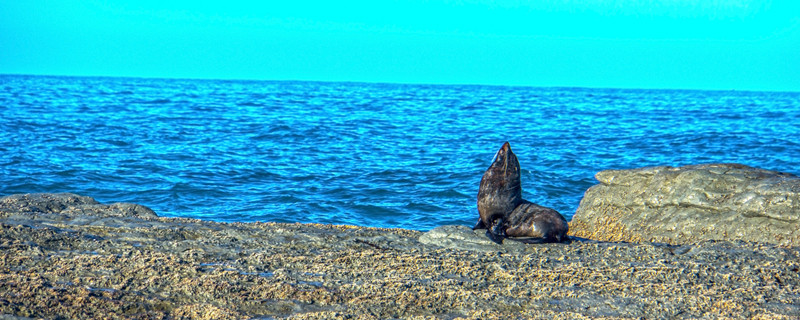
[
  {"x1": 474, "y1": 142, "x2": 569, "y2": 244},
  {"x1": 504, "y1": 200, "x2": 569, "y2": 243}
]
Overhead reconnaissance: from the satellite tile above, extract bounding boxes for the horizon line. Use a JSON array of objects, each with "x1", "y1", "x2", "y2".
[{"x1": 2, "y1": 72, "x2": 798, "y2": 95}]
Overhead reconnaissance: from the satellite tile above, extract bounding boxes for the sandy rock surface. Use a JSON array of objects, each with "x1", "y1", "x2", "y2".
[
  {"x1": 2, "y1": 193, "x2": 800, "y2": 319},
  {"x1": 570, "y1": 163, "x2": 800, "y2": 246}
]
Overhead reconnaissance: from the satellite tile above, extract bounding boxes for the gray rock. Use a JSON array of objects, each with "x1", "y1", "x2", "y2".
[
  {"x1": 419, "y1": 225, "x2": 529, "y2": 252},
  {"x1": 0, "y1": 193, "x2": 157, "y2": 218},
  {"x1": 570, "y1": 163, "x2": 800, "y2": 246}
]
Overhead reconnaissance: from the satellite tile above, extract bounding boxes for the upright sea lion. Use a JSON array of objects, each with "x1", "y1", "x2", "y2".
[
  {"x1": 474, "y1": 142, "x2": 569, "y2": 244},
  {"x1": 475, "y1": 141, "x2": 523, "y2": 243}
]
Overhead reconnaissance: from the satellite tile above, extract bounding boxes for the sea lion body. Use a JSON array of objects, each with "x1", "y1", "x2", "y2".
[
  {"x1": 474, "y1": 142, "x2": 568, "y2": 244},
  {"x1": 504, "y1": 200, "x2": 569, "y2": 243}
]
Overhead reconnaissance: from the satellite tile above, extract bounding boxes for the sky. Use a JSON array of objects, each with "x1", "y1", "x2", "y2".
[{"x1": 1, "y1": 0, "x2": 799, "y2": 91}]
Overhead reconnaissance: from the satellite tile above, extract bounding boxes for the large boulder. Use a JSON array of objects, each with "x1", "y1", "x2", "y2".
[{"x1": 569, "y1": 163, "x2": 800, "y2": 246}]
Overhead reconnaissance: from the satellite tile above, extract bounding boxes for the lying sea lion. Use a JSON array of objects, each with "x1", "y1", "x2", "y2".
[
  {"x1": 503, "y1": 200, "x2": 569, "y2": 243},
  {"x1": 474, "y1": 142, "x2": 569, "y2": 244}
]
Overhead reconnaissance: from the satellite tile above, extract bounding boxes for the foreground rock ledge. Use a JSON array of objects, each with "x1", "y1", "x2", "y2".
[
  {"x1": 570, "y1": 163, "x2": 800, "y2": 246},
  {"x1": 2, "y1": 193, "x2": 800, "y2": 319}
]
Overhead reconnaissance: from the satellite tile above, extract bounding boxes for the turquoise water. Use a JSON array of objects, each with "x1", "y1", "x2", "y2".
[{"x1": 2, "y1": 75, "x2": 799, "y2": 230}]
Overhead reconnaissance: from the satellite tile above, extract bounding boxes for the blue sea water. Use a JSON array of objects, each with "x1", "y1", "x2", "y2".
[{"x1": 1, "y1": 75, "x2": 799, "y2": 230}]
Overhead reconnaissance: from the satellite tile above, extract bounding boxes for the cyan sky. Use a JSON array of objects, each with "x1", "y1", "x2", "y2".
[{"x1": 1, "y1": 0, "x2": 798, "y2": 91}]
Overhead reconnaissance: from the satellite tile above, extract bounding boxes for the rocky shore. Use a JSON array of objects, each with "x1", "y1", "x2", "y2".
[
  {"x1": 570, "y1": 163, "x2": 800, "y2": 246},
  {"x1": 2, "y1": 192, "x2": 799, "y2": 319}
]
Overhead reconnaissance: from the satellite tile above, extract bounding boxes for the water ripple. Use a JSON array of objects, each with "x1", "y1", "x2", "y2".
[{"x1": 1, "y1": 75, "x2": 799, "y2": 230}]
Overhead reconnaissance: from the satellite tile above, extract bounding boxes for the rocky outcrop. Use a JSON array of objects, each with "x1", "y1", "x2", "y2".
[
  {"x1": 0, "y1": 193, "x2": 157, "y2": 218},
  {"x1": 569, "y1": 163, "x2": 800, "y2": 246}
]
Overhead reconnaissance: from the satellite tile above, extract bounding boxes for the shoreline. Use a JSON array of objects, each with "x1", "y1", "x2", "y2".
[{"x1": 1, "y1": 193, "x2": 799, "y2": 319}]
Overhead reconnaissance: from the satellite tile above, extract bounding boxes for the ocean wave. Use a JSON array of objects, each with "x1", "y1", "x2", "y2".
[{"x1": 2, "y1": 75, "x2": 799, "y2": 230}]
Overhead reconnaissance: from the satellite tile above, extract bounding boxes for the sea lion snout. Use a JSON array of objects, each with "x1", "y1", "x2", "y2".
[{"x1": 491, "y1": 141, "x2": 512, "y2": 166}]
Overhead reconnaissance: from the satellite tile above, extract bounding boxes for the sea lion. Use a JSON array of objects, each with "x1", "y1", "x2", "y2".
[
  {"x1": 474, "y1": 142, "x2": 569, "y2": 244},
  {"x1": 475, "y1": 141, "x2": 523, "y2": 243}
]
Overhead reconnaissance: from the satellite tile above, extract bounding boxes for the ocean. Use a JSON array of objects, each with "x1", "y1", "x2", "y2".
[{"x1": 2, "y1": 75, "x2": 799, "y2": 230}]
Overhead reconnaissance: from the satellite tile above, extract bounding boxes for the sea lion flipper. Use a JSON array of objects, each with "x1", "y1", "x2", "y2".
[
  {"x1": 485, "y1": 230, "x2": 505, "y2": 244},
  {"x1": 473, "y1": 219, "x2": 487, "y2": 230}
]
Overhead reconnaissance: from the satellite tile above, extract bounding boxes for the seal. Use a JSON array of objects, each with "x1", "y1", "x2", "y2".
[
  {"x1": 474, "y1": 141, "x2": 523, "y2": 243},
  {"x1": 474, "y1": 141, "x2": 569, "y2": 244}
]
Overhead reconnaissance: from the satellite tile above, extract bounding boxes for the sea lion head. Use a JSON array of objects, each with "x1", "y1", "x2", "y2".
[
  {"x1": 485, "y1": 141, "x2": 522, "y2": 200},
  {"x1": 476, "y1": 141, "x2": 523, "y2": 241}
]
